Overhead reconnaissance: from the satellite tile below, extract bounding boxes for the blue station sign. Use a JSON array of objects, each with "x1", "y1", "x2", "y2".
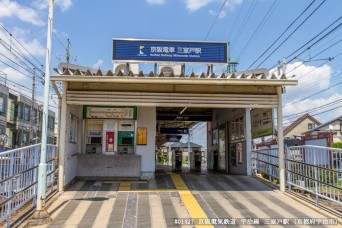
[{"x1": 113, "y1": 39, "x2": 228, "y2": 64}]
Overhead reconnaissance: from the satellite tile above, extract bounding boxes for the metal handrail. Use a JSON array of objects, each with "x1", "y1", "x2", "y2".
[
  {"x1": 252, "y1": 145, "x2": 342, "y2": 206},
  {"x1": 0, "y1": 144, "x2": 57, "y2": 226}
]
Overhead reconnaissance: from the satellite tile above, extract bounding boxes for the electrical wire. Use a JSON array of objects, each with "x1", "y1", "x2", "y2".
[
  {"x1": 230, "y1": 0, "x2": 258, "y2": 50},
  {"x1": 254, "y1": 0, "x2": 327, "y2": 69},
  {"x1": 247, "y1": 0, "x2": 317, "y2": 69},
  {"x1": 204, "y1": 0, "x2": 227, "y2": 40},
  {"x1": 236, "y1": 0, "x2": 281, "y2": 60}
]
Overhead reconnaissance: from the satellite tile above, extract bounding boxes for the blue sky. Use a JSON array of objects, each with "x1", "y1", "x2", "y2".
[{"x1": 1, "y1": 0, "x2": 342, "y2": 146}]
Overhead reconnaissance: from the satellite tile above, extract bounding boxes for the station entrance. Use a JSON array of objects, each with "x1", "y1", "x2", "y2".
[{"x1": 50, "y1": 39, "x2": 297, "y2": 192}]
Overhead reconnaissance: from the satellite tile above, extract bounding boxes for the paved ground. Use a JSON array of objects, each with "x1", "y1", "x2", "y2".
[{"x1": 30, "y1": 167, "x2": 340, "y2": 228}]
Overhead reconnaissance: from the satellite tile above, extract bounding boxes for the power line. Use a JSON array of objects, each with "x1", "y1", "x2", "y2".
[
  {"x1": 279, "y1": 16, "x2": 342, "y2": 67},
  {"x1": 247, "y1": 0, "x2": 317, "y2": 69},
  {"x1": 285, "y1": 21, "x2": 342, "y2": 66},
  {"x1": 230, "y1": 0, "x2": 258, "y2": 50},
  {"x1": 254, "y1": 0, "x2": 327, "y2": 69},
  {"x1": 226, "y1": 0, "x2": 246, "y2": 41},
  {"x1": 204, "y1": 0, "x2": 227, "y2": 40},
  {"x1": 236, "y1": 0, "x2": 281, "y2": 60},
  {"x1": 284, "y1": 99, "x2": 342, "y2": 118},
  {"x1": 283, "y1": 37, "x2": 342, "y2": 76}
]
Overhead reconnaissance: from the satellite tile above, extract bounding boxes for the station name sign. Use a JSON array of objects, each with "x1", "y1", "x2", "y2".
[
  {"x1": 83, "y1": 106, "x2": 137, "y2": 120},
  {"x1": 113, "y1": 39, "x2": 228, "y2": 64}
]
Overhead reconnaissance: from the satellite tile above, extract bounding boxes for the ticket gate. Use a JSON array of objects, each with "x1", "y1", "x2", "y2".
[
  {"x1": 190, "y1": 150, "x2": 202, "y2": 171},
  {"x1": 212, "y1": 150, "x2": 218, "y2": 171},
  {"x1": 172, "y1": 150, "x2": 182, "y2": 171}
]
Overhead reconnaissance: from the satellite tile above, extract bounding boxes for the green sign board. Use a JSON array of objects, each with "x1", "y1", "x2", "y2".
[
  {"x1": 83, "y1": 106, "x2": 137, "y2": 120},
  {"x1": 251, "y1": 108, "x2": 274, "y2": 139}
]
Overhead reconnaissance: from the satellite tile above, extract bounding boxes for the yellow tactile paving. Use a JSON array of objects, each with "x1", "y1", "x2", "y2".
[
  {"x1": 119, "y1": 189, "x2": 178, "y2": 193},
  {"x1": 104, "y1": 181, "x2": 147, "y2": 184},
  {"x1": 170, "y1": 173, "x2": 214, "y2": 228},
  {"x1": 118, "y1": 182, "x2": 132, "y2": 191}
]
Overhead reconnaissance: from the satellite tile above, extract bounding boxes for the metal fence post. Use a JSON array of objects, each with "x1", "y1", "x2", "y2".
[
  {"x1": 6, "y1": 153, "x2": 14, "y2": 228},
  {"x1": 286, "y1": 147, "x2": 291, "y2": 191},
  {"x1": 313, "y1": 150, "x2": 319, "y2": 205}
]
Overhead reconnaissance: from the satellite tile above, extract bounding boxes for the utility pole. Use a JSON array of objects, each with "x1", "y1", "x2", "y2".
[
  {"x1": 32, "y1": 0, "x2": 54, "y2": 223},
  {"x1": 188, "y1": 130, "x2": 191, "y2": 169},
  {"x1": 66, "y1": 38, "x2": 70, "y2": 63},
  {"x1": 30, "y1": 68, "x2": 35, "y2": 144}
]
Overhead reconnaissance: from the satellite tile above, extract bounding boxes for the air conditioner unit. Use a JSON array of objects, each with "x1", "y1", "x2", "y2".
[
  {"x1": 114, "y1": 63, "x2": 139, "y2": 75},
  {"x1": 159, "y1": 65, "x2": 181, "y2": 76}
]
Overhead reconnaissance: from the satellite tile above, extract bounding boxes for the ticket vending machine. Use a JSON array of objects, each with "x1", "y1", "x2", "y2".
[
  {"x1": 117, "y1": 121, "x2": 135, "y2": 155},
  {"x1": 103, "y1": 121, "x2": 116, "y2": 154}
]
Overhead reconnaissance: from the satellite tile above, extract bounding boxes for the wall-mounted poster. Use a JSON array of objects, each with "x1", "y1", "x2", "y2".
[
  {"x1": 251, "y1": 109, "x2": 274, "y2": 139},
  {"x1": 137, "y1": 128, "x2": 147, "y2": 145}
]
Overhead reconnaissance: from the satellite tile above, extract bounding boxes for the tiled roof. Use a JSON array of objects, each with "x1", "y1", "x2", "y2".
[{"x1": 55, "y1": 67, "x2": 287, "y2": 80}]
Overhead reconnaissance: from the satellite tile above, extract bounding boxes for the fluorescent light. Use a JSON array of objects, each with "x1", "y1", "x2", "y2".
[{"x1": 180, "y1": 107, "x2": 187, "y2": 114}]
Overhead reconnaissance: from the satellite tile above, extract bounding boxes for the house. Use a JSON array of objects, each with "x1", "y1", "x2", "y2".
[
  {"x1": 305, "y1": 115, "x2": 342, "y2": 145},
  {"x1": 5, "y1": 91, "x2": 56, "y2": 149},
  {"x1": 283, "y1": 113, "x2": 321, "y2": 139}
]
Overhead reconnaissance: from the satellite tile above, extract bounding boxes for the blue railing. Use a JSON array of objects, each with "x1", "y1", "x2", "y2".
[{"x1": 0, "y1": 144, "x2": 57, "y2": 227}]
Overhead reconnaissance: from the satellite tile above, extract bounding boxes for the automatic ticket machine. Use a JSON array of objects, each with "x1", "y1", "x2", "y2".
[{"x1": 117, "y1": 121, "x2": 135, "y2": 155}]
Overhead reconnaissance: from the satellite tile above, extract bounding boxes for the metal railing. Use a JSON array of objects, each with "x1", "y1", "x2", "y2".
[
  {"x1": 0, "y1": 144, "x2": 57, "y2": 226},
  {"x1": 252, "y1": 145, "x2": 342, "y2": 205}
]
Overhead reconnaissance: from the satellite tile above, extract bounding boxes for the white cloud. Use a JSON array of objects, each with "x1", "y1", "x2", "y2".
[
  {"x1": 32, "y1": 0, "x2": 73, "y2": 12},
  {"x1": 0, "y1": 67, "x2": 28, "y2": 84},
  {"x1": 184, "y1": 0, "x2": 216, "y2": 11},
  {"x1": 93, "y1": 59, "x2": 104, "y2": 69},
  {"x1": 184, "y1": 0, "x2": 243, "y2": 12},
  {"x1": 11, "y1": 27, "x2": 46, "y2": 57},
  {"x1": 273, "y1": 62, "x2": 332, "y2": 98},
  {"x1": 224, "y1": 0, "x2": 243, "y2": 10},
  {"x1": 145, "y1": 0, "x2": 166, "y2": 5},
  {"x1": 0, "y1": 0, "x2": 44, "y2": 26},
  {"x1": 283, "y1": 93, "x2": 342, "y2": 125},
  {"x1": 209, "y1": 9, "x2": 227, "y2": 19}
]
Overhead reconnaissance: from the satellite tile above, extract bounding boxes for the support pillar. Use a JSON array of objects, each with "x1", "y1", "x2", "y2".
[
  {"x1": 277, "y1": 86, "x2": 285, "y2": 192},
  {"x1": 58, "y1": 82, "x2": 68, "y2": 192},
  {"x1": 245, "y1": 108, "x2": 252, "y2": 175}
]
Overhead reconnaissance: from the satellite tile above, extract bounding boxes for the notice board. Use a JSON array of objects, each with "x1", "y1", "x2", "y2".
[{"x1": 137, "y1": 128, "x2": 147, "y2": 145}]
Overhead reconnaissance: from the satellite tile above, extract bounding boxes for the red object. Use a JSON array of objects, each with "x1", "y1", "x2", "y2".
[{"x1": 106, "y1": 131, "x2": 115, "y2": 152}]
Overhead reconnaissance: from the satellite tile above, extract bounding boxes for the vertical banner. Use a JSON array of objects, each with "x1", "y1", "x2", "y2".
[{"x1": 106, "y1": 131, "x2": 115, "y2": 152}]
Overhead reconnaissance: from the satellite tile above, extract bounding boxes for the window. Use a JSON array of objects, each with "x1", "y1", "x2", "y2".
[
  {"x1": 69, "y1": 114, "x2": 78, "y2": 143},
  {"x1": 24, "y1": 106, "x2": 30, "y2": 122},
  {"x1": 0, "y1": 97, "x2": 4, "y2": 113},
  {"x1": 33, "y1": 109, "x2": 38, "y2": 124},
  {"x1": 17, "y1": 103, "x2": 23, "y2": 120},
  {"x1": 0, "y1": 94, "x2": 7, "y2": 116},
  {"x1": 308, "y1": 123, "x2": 314, "y2": 130},
  {"x1": 48, "y1": 115, "x2": 55, "y2": 131}
]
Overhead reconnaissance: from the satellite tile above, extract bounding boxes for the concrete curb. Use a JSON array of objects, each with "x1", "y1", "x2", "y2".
[{"x1": 252, "y1": 175, "x2": 342, "y2": 224}]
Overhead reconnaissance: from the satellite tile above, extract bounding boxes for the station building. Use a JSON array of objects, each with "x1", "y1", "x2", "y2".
[{"x1": 51, "y1": 39, "x2": 297, "y2": 191}]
